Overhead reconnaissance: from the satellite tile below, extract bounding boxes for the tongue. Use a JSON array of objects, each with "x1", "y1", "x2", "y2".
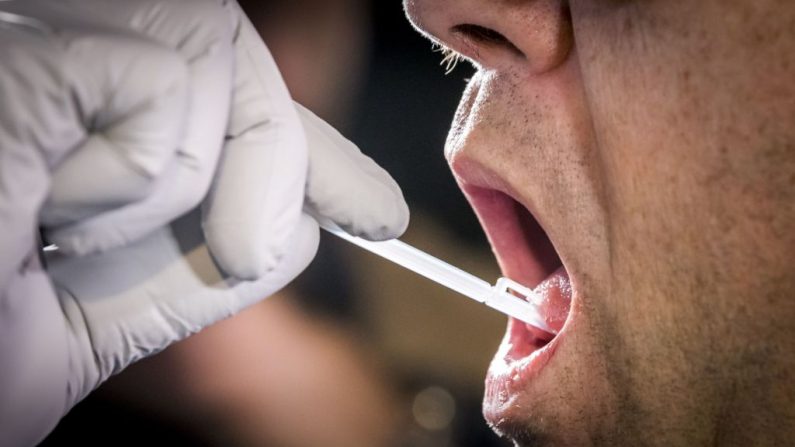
[{"x1": 529, "y1": 266, "x2": 572, "y2": 335}]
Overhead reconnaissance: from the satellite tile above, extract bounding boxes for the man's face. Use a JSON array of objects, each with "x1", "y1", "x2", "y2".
[{"x1": 405, "y1": 0, "x2": 795, "y2": 445}]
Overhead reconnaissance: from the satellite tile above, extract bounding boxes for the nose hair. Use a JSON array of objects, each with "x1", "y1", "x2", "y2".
[{"x1": 405, "y1": 0, "x2": 572, "y2": 74}]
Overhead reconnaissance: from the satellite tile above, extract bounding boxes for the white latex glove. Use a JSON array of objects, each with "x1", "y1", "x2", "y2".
[{"x1": 0, "y1": 1, "x2": 409, "y2": 445}]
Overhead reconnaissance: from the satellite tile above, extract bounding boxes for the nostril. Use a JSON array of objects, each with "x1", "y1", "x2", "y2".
[{"x1": 451, "y1": 24, "x2": 525, "y2": 59}]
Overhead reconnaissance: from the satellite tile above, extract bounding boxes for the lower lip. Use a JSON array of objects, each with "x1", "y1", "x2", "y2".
[{"x1": 484, "y1": 267, "x2": 572, "y2": 411}]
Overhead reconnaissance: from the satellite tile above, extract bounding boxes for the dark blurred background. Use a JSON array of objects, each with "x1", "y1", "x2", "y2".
[{"x1": 41, "y1": 1, "x2": 510, "y2": 446}]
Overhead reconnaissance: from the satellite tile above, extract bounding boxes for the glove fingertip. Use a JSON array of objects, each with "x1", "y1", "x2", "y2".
[
  {"x1": 362, "y1": 197, "x2": 411, "y2": 241},
  {"x1": 333, "y1": 192, "x2": 410, "y2": 242}
]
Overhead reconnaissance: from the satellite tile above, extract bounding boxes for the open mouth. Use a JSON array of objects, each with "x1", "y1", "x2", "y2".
[
  {"x1": 464, "y1": 185, "x2": 572, "y2": 335},
  {"x1": 460, "y1": 182, "x2": 574, "y2": 399}
]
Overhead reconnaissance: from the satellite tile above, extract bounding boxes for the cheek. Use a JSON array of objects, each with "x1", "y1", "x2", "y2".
[
  {"x1": 571, "y1": 0, "x2": 792, "y2": 303},
  {"x1": 570, "y1": 0, "x2": 795, "y2": 414},
  {"x1": 567, "y1": 0, "x2": 725, "y2": 404},
  {"x1": 571, "y1": 4, "x2": 719, "y2": 290}
]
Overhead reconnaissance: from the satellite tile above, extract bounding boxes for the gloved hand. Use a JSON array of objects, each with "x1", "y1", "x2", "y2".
[{"x1": 0, "y1": 1, "x2": 409, "y2": 445}]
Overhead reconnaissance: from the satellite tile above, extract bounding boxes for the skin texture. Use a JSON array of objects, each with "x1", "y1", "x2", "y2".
[{"x1": 405, "y1": 0, "x2": 795, "y2": 445}]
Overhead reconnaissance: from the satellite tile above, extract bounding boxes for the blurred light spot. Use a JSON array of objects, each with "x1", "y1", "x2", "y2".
[{"x1": 411, "y1": 386, "x2": 456, "y2": 431}]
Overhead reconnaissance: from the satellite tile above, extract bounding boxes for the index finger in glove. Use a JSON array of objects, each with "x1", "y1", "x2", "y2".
[
  {"x1": 41, "y1": 31, "x2": 191, "y2": 227},
  {"x1": 48, "y1": 0, "x2": 237, "y2": 255},
  {"x1": 0, "y1": 0, "x2": 189, "y2": 230},
  {"x1": 0, "y1": 21, "x2": 186, "y2": 289}
]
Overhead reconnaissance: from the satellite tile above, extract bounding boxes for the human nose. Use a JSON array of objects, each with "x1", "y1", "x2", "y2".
[{"x1": 404, "y1": 0, "x2": 573, "y2": 74}]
